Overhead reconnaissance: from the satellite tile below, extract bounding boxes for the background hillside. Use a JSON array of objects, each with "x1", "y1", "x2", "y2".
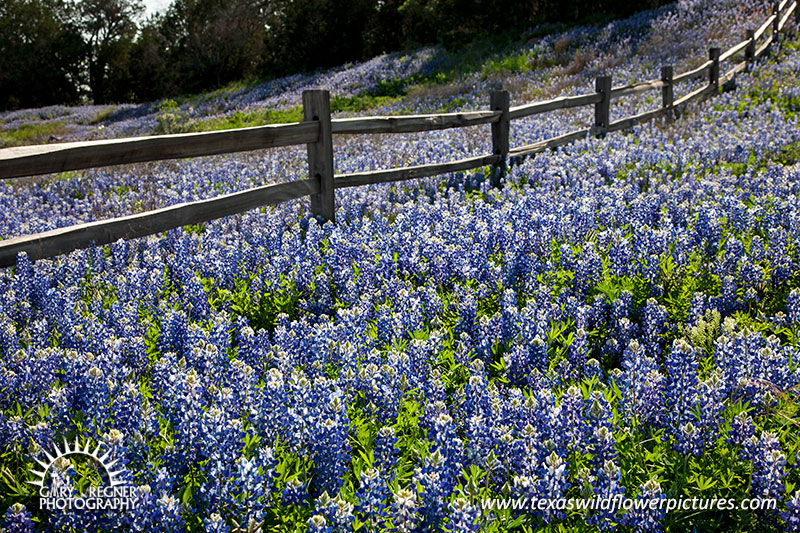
[
  {"x1": 1, "y1": 0, "x2": 765, "y2": 148},
  {"x1": 0, "y1": 0, "x2": 673, "y2": 109}
]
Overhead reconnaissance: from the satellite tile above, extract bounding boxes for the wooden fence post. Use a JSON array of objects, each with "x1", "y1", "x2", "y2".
[
  {"x1": 773, "y1": 1, "x2": 781, "y2": 51},
  {"x1": 745, "y1": 28, "x2": 755, "y2": 71},
  {"x1": 303, "y1": 90, "x2": 335, "y2": 223},
  {"x1": 661, "y1": 65, "x2": 674, "y2": 121},
  {"x1": 594, "y1": 76, "x2": 611, "y2": 137},
  {"x1": 490, "y1": 90, "x2": 510, "y2": 182},
  {"x1": 708, "y1": 47, "x2": 720, "y2": 93}
]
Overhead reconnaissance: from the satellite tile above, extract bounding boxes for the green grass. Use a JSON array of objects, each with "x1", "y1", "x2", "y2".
[
  {"x1": 154, "y1": 92, "x2": 408, "y2": 135},
  {"x1": 154, "y1": 99, "x2": 305, "y2": 135},
  {"x1": 0, "y1": 121, "x2": 70, "y2": 147},
  {"x1": 172, "y1": 77, "x2": 265, "y2": 107},
  {"x1": 330, "y1": 94, "x2": 402, "y2": 113},
  {"x1": 193, "y1": 107, "x2": 305, "y2": 131}
]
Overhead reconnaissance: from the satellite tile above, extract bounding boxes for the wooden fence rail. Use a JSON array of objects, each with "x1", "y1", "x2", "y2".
[{"x1": 0, "y1": 3, "x2": 795, "y2": 267}]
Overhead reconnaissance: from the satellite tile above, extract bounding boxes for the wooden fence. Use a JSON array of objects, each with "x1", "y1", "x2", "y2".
[{"x1": 0, "y1": 1, "x2": 796, "y2": 267}]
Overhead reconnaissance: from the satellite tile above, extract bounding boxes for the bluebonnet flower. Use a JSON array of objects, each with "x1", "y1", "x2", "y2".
[
  {"x1": 586, "y1": 460, "x2": 625, "y2": 531},
  {"x1": 475, "y1": 313, "x2": 503, "y2": 361},
  {"x1": 234, "y1": 321, "x2": 270, "y2": 369},
  {"x1": 28, "y1": 420, "x2": 53, "y2": 454},
  {"x1": 0, "y1": 316, "x2": 20, "y2": 356},
  {"x1": 787, "y1": 288, "x2": 800, "y2": 326},
  {"x1": 585, "y1": 391, "x2": 616, "y2": 465},
  {"x1": 282, "y1": 478, "x2": 308, "y2": 507},
  {"x1": 573, "y1": 242, "x2": 603, "y2": 296},
  {"x1": 183, "y1": 274, "x2": 213, "y2": 323},
  {"x1": 390, "y1": 488, "x2": 419, "y2": 533},
  {"x1": 616, "y1": 340, "x2": 665, "y2": 428},
  {"x1": 727, "y1": 412, "x2": 757, "y2": 459},
  {"x1": 567, "y1": 327, "x2": 589, "y2": 380},
  {"x1": 714, "y1": 332, "x2": 795, "y2": 407},
  {"x1": 641, "y1": 298, "x2": 668, "y2": 357},
  {"x1": 122, "y1": 470, "x2": 186, "y2": 532},
  {"x1": 446, "y1": 497, "x2": 480, "y2": 532},
  {"x1": 782, "y1": 490, "x2": 800, "y2": 532},
  {"x1": 204, "y1": 513, "x2": 230, "y2": 533},
  {"x1": 554, "y1": 385, "x2": 585, "y2": 452},
  {"x1": 664, "y1": 339, "x2": 699, "y2": 426},
  {"x1": 157, "y1": 308, "x2": 190, "y2": 357},
  {"x1": 309, "y1": 390, "x2": 351, "y2": 497},
  {"x1": 714, "y1": 275, "x2": 740, "y2": 315},
  {"x1": 252, "y1": 367, "x2": 287, "y2": 444},
  {"x1": 622, "y1": 479, "x2": 666, "y2": 532},
  {"x1": 463, "y1": 377, "x2": 496, "y2": 467},
  {"x1": 584, "y1": 358, "x2": 604, "y2": 382},
  {"x1": 539, "y1": 451, "x2": 571, "y2": 523},
  {"x1": 608, "y1": 235, "x2": 633, "y2": 278},
  {"x1": 308, "y1": 514, "x2": 331, "y2": 533},
  {"x1": 749, "y1": 432, "x2": 787, "y2": 502},
  {"x1": 675, "y1": 371, "x2": 725, "y2": 456},
  {"x1": 45, "y1": 456, "x2": 111, "y2": 531},
  {"x1": 316, "y1": 492, "x2": 355, "y2": 533},
  {"x1": 196, "y1": 407, "x2": 247, "y2": 515},
  {"x1": 152, "y1": 493, "x2": 187, "y2": 533},
  {"x1": 514, "y1": 451, "x2": 571, "y2": 524},
  {"x1": 416, "y1": 411, "x2": 464, "y2": 530},
  {"x1": 2, "y1": 504, "x2": 35, "y2": 533},
  {"x1": 159, "y1": 367, "x2": 207, "y2": 482},
  {"x1": 374, "y1": 426, "x2": 398, "y2": 473},
  {"x1": 111, "y1": 380, "x2": 145, "y2": 434},
  {"x1": 77, "y1": 365, "x2": 111, "y2": 434},
  {"x1": 356, "y1": 467, "x2": 389, "y2": 528},
  {"x1": 691, "y1": 204, "x2": 722, "y2": 257},
  {"x1": 3, "y1": 347, "x2": 61, "y2": 413},
  {"x1": 230, "y1": 446, "x2": 276, "y2": 524},
  {"x1": 685, "y1": 293, "x2": 710, "y2": 329},
  {"x1": 504, "y1": 337, "x2": 549, "y2": 386}
]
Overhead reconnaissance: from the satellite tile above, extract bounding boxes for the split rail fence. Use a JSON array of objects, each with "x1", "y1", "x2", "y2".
[{"x1": 0, "y1": 1, "x2": 796, "y2": 267}]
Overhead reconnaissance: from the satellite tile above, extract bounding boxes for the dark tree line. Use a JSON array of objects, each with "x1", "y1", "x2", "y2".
[{"x1": 0, "y1": 0, "x2": 669, "y2": 110}]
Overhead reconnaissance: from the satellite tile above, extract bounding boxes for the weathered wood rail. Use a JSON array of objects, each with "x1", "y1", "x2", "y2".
[{"x1": 0, "y1": 3, "x2": 795, "y2": 267}]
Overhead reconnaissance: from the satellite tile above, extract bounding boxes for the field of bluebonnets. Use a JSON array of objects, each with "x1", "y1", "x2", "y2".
[{"x1": 3, "y1": 0, "x2": 800, "y2": 531}]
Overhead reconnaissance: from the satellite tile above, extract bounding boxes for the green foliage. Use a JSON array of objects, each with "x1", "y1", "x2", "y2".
[
  {"x1": 155, "y1": 102, "x2": 307, "y2": 135},
  {"x1": 212, "y1": 275, "x2": 302, "y2": 334},
  {"x1": 368, "y1": 77, "x2": 419, "y2": 98},
  {"x1": 0, "y1": 121, "x2": 70, "y2": 148},
  {"x1": 481, "y1": 48, "x2": 560, "y2": 77},
  {"x1": 331, "y1": 94, "x2": 401, "y2": 113},
  {"x1": 194, "y1": 107, "x2": 306, "y2": 130},
  {"x1": 774, "y1": 142, "x2": 800, "y2": 166},
  {"x1": 154, "y1": 99, "x2": 193, "y2": 134},
  {"x1": 0, "y1": 0, "x2": 83, "y2": 110}
]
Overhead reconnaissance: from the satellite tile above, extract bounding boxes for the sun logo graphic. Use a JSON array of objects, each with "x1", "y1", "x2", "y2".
[{"x1": 28, "y1": 438, "x2": 138, "y2": 511}]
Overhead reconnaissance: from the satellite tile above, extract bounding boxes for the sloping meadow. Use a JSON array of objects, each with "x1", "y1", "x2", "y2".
[{"x1": 3, "y1": 1, "x2": 800, "y2": 532}]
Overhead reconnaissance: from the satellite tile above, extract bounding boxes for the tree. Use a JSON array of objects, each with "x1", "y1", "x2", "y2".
[
  {"x1": 77, "y1": 0, "x2": 144, "y2": 103},
  {"x1": 128, "y1": 16, "x2": 179, "y2": 101},
  {"x1": 262, "y1": 0, "x2": 376, "y2": 76},
  {"x1": 0, "y1": 0, "x2": 84, "y2": 110},
  {"x1": 148, "y1": 0, "x2": 264, "y2": 93}
]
